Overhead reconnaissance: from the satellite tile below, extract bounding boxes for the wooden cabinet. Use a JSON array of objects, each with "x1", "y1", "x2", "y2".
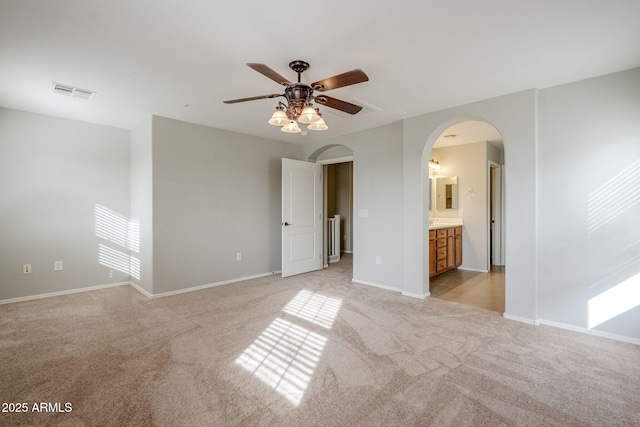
[
  {"x1": 454, "y1": 226, "x2": 462, "y2": 267},
  {"x1": 428, "y1": 230, "x2": 436, "y2": 277},
  {"x1": 429, "y1": 226, "x2": 462, "y2": 278}
]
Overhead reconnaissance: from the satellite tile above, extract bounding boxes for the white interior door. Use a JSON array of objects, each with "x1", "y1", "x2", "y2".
[{"x1": 282, "y1": 158, "x2": 323, "y2": 277}]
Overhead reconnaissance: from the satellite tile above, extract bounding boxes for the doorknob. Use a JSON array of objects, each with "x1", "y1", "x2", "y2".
[{"x1": 283, "y1": 222, "x2": 292, "y2": 226}]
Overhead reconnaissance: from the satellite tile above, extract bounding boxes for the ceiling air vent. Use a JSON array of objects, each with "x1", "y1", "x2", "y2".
[{"x1": 51, "y1": 82, "x2": 96, "y2": 101}]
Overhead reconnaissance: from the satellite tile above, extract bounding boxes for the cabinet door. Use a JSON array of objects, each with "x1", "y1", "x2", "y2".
[
  {"x1": 429, "y1": 239, "x2": 436, "y2": 277},
  {"x1": 454, "y1": 235, "x2": 462, "y2": 266},
  {"x1": 446, "y1": 235, "x2": 455, "y2": 269}
]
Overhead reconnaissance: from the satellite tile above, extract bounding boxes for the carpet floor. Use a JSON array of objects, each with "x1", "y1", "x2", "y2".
[{"x1": 1, "y1": 255, "x2": 639, "y2": 426}]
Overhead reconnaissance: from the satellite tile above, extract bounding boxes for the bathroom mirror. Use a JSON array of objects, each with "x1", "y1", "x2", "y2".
[{"x1": 436, "y1": 176, "x2": 458, "y2": 210}]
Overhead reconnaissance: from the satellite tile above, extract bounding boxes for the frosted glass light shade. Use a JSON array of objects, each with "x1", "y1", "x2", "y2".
[
  {"x1": 307, "y1": 116, "x2": 328, "y2": 131},
  {"x1": 268, "y1": 108, "x2": 288, "y2": 126},
  {"x1": 281, "y1": 120, "x2": 301, "y2": 133},
  {"x1": 298, "y1": 105, "x2": 320, "y2": 124}
]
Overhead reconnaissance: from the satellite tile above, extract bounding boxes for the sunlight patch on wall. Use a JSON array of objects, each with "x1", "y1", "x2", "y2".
[
  {"x1": 94, "y1": 204, "x2": 141, "y2": 279},
  {"x1": 98, "y1": 244, "x2": 140, "y2": 280},
  {"x1": 94, "y1": 204, "x2": 140, "y2": 251},
  {"x1": 588, "y1": 272, "x2": 640, "y2": 328},
  {"x1": 283, "y1": 289, "x2": 343, "y2": 329},
  {"x1": 587, "y1": 159, "x2": 640, "y2": 233},
  {"x1": 235, "y1": 318, "x2": 327, "y2": 406}
]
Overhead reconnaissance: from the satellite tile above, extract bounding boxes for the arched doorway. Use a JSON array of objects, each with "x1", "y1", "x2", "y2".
[{"x1": 423, "y1": 119, "x2": 505, "y2": 312}]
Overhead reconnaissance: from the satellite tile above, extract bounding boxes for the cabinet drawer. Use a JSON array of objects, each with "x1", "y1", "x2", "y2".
[
  {"x1": 447, "y1": 227, "x2": 455, "y2": 237},
  {"x1": 436, "y1": 259, "x2": 448, "y2": 272},
  {"x1": 436, "y1": 238, "x2": 447, "y2": 248},
  {"x1": 436, "y1": 229, "x2": 447, "y2": 238},
  {"x1": 436, "y1": 247, "x2": 447, "y2": 260},
  {"x1": 429, "y1": 230, "x2": 436, "y2": 240}
]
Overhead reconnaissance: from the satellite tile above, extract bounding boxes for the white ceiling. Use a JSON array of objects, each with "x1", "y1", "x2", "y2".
[
  {"x1": 1, "y1": 1, "x2": 639, "y2": 144},
  {"x1": 433, "y1": 120, "x2": 504, "y2": 150}
]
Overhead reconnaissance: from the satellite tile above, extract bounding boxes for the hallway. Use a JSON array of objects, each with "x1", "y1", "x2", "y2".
[{"x1": 430, "y1": 266, "x2": 505, "y2": 313}]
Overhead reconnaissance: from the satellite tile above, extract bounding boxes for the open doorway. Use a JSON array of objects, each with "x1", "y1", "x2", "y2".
[
  {"x1": 323, "y1": 161, "x2": 353, "y2": 266},
  {"x1": 310, "y1": 145, "x2": 354, "y2": 269},
  {"x1": 425, "y1": 120, "x2": 505, "y2": 313}
]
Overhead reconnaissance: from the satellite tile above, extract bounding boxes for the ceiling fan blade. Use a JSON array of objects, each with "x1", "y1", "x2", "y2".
[
  {"x1": 223, "y1": 93, "x2": 282, "y2": 104},
  {"x1": 314, "y1": 95, "x2": 363, "y2": 115},
  {"x1": 247, "y1": 63, "x2": 292, "y2": 86},
  {"x1": 311, "y1": 69, "x2": 369, "y2": 91}
]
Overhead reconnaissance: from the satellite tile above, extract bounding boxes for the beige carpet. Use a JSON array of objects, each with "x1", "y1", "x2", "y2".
[{"x1": 1, "y1": 255, "x2": 639, "y2": 426}]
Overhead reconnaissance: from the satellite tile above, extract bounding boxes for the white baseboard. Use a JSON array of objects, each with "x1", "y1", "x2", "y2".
[
  {"x1": 502, "y1": 313, "x2": 540, "y2": 325},
  {"x1": 402, "y1": 291, "x2": 430, "y2": 299},
  {"x1": 351, "y1": 278, "x2": 401, "y2": 293},
  {"x1": 503, "y1": 313, "x2": 640, "y2": 345},
  {"x1": 458, "y1": 267, "x2": 490, "y2": 273},
  {"x1": 351, "y1": 278, "x2": 428, "y2": 299},
  {"x1": 144, "y1": 271, "x2": 282, "y2": 299},
  {"x1": 0, "y1": 281, "x2": 131, "y2": 305},
  {"x1": 128, "y1": 281, "x2": 153, "y2": 298},
  {"x1": 1, "y1": 271, "x2": 284, "y2": 304},
  {"x1": 538, "y1": 319, "x2": 640, "y2": 346}
]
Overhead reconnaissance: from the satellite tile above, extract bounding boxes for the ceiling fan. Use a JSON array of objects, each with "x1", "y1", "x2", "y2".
[{"x1": 223, "y1": 60, "x2": 369, "y2": 133}]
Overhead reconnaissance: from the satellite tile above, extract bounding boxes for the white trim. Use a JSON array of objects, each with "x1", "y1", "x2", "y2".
[
  {"x1": 488, "y1": 161, "x2": 504, "y2": 267},
  {"x1": 351, "y1": 278, "x2": 401, "y2": 293},
  {"x1": 342, "y1": 250, "x2": 353, "y2": 254},
  {"x1": 503, "y1": 313, "x2": 540, "y2": 325},
  {"x1": 458, "y1": 267, "x2": 490, "y2": 273},
  {"x1": 128, "y1": 281, "x2": 153, "y2": 298},
  {"x1": 402, "y1": 290, "x2": 430, "y2": 299},
  {"x1": 538, "y1": 319, "x2": 640, "y2": 346},
  {"x1": 0, "y1": 281, "x2": 131, "y2": 305},
  {"x1": 149, "y1": 271, "x2": 282, "y2": 298},
  {"x1": 316, "y1": 155, "x2": 354, "y2": 165}
]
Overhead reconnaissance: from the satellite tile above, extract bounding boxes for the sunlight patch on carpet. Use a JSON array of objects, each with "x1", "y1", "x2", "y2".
[
  {"x1": 283, "y1": 289, "x2": 342, "y2": 329},
  {"x1": 235, "y1": 318, "x2": 327, "y2": 406}
]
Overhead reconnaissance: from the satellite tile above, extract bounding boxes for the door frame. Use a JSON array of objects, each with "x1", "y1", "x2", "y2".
[
  {"x1": 488, "y1": 161, "x2": 504, "y2": 267},
  {"x1": 317, "y1": 155, "x2": 354, "y2": 267}
]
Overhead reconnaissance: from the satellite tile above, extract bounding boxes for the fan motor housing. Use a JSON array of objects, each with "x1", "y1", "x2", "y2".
[{"x1": 284, "y1": 84, "x2": 313, "y2": 117}]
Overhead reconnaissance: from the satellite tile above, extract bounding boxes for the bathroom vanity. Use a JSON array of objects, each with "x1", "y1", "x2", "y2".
[{"x1": 428, "y1": 225, "x2": 462, "y2": 278}]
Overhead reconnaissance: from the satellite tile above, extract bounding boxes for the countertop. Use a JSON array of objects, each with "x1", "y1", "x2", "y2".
[{"x1": 428, "y1": 222, "x2": 463, "y2": 230}]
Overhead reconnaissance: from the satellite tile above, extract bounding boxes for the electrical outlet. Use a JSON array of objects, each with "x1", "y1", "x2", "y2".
[
  {"x1": 23, "y1": 264, "x2": 32, "y2": 274},
  {"x1": 54, "y1": 261, "x2": 63, "y2": 271},
  {"x1": 236, "y1": 252, "x2": 242, "y2": 261},
  {"x1": 376, "y1": 256, "x2": 382, "y2": 265}
]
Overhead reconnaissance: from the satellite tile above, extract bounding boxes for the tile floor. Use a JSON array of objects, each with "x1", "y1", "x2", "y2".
[{"x1": 429, "y1": 266, "x2": 505, "y2": 313}]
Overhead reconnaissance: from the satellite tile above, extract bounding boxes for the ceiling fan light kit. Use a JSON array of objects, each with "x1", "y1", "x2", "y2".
[
  {"x1": 268, "y1": 105, "x2": 288, "y2": 126},
  {"x1": 224, "y1": 60, "x2": 369, "y2": 134},
  {"x1": 281, "y1": 120, "x2": 302, "y2": 134}
]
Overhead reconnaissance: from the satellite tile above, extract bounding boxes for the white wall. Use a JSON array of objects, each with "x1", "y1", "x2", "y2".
[
  {"x1": 538, "y1": 67, "x2": 640, "y2": 340},
  {"x1": 150, "y1": 116, "x2": 298, "y2": 294},
  {"x1": 130, "y1": 116, "x2": 153, "y2": 294},
  {"x1": 0, "y1": 108, "x2": 131, "y2": 300},
  {"x1": 301, "y1": 123, "x2": 405, "y2": 292}
]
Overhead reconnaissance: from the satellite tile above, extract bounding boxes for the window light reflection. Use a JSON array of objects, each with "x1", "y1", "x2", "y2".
[
  {"x1": 98, "y1": 244, "x2": 140, "y2": 280},
  {"x1": 588, "y1": 272, "x2": 640, "y2": 328},
  {"x1": 235, "y1": 318, "x2": 327, "y2": 406},
  {"x1": 283, "y1": 289, "x2": 342, "y2": 329}
]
